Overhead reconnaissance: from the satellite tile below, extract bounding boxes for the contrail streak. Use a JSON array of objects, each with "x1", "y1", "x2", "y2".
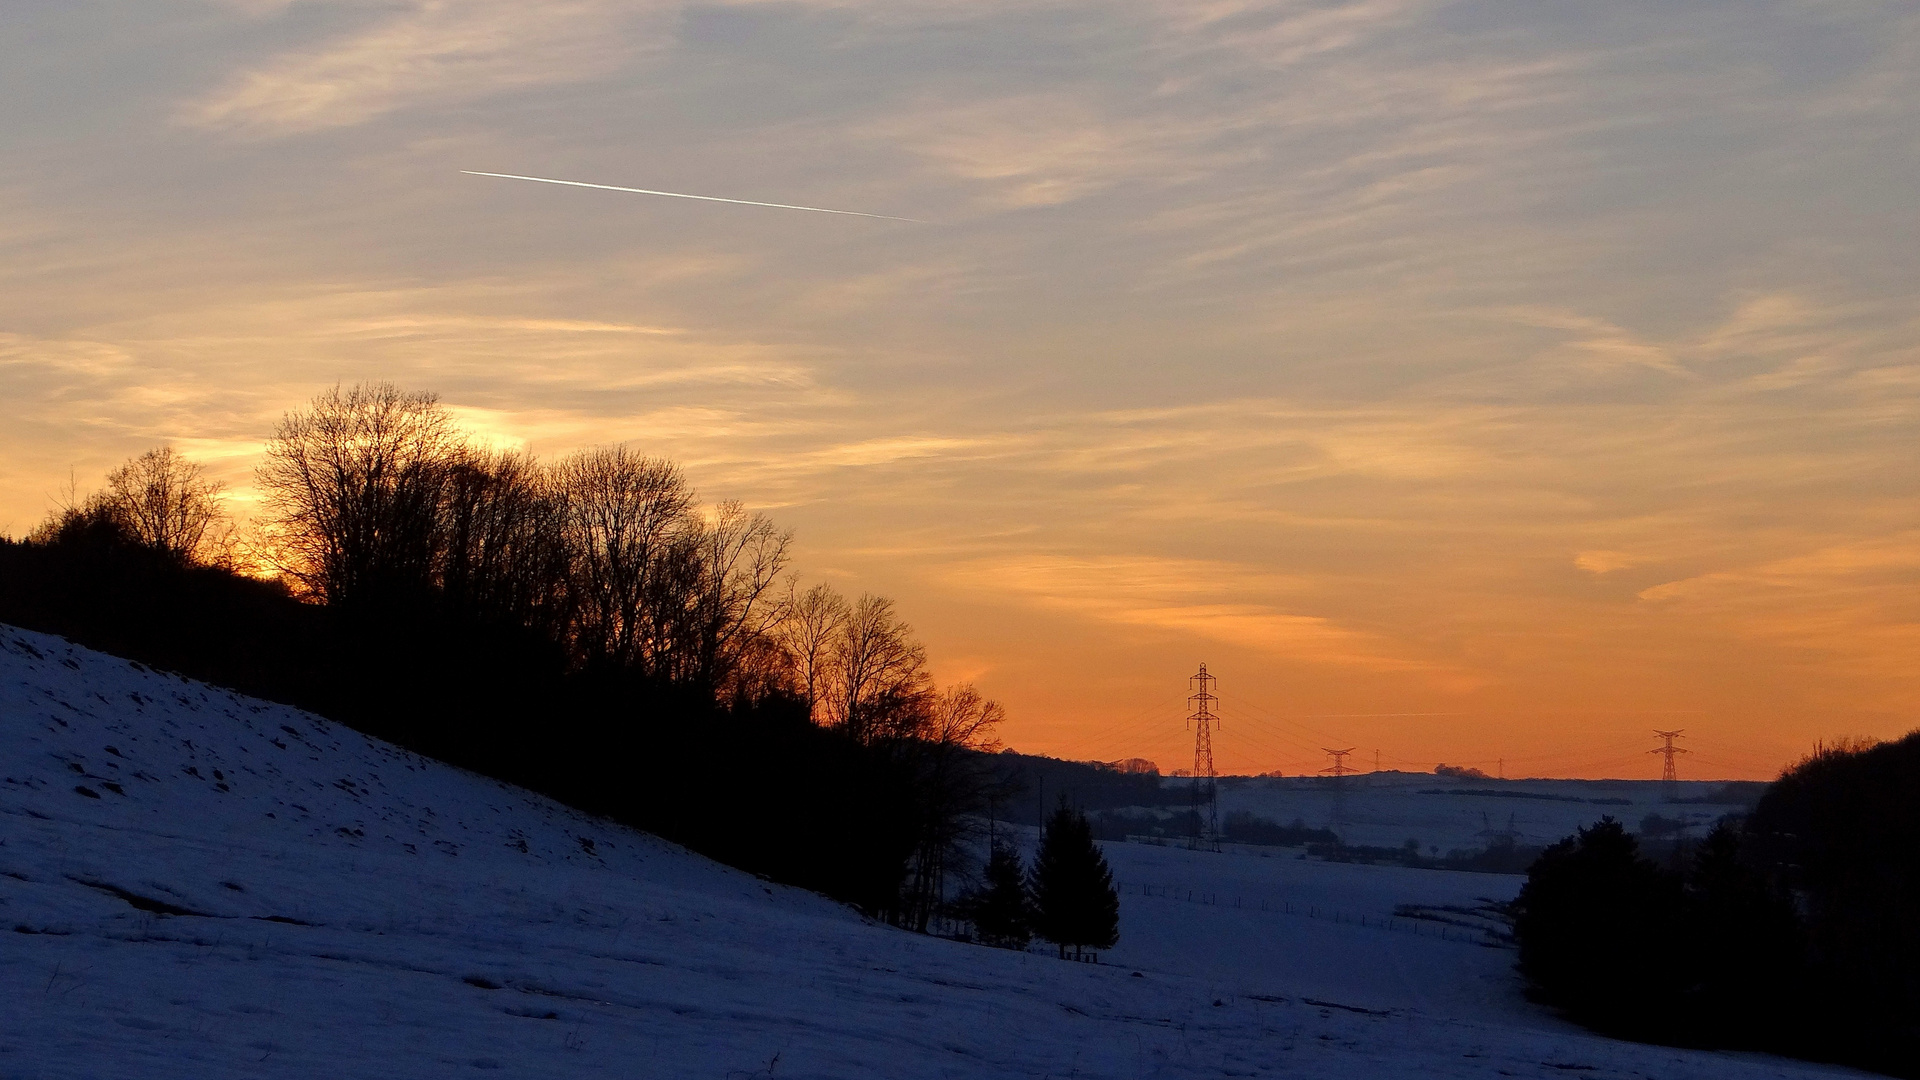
[{"x1": 461, "y1": 171, "x2": 924, "y2": 223}]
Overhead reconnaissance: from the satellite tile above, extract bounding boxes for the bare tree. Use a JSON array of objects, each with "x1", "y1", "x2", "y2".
[
  {"x1": 720, "y1": 630, "x2": 800, "y2": 707},
  {"x1": 248, "y1": 385, "x2": 1019, "y2": 931},
  {"x1": 97, "y1": 446, "x2": 229, "y2": 563},
  {"x1": 925, "y1": 683, "x2": 1006, "y2": 752},
  {"x1": 256, "y1": 383, "x2": 464, "y2": 603},
  {"x1": 553, "y1": 445, "x2": 697, "y2": 672},
  {"x1": 826, "y1": 594, "x2": 932, "y2": 745},
  {"x1": 778, "y1": 582, "x2": 850, "y2": 722},
  {"x1": 896, "y1": 683, "x2": 1006, "y2": 931},
  {"x1": 440, "y1": 448, "x2": 570, "y2": 635},
  {"x1": 28, "y1": 449, "x2": 232, "y2": 564},
  {"x1": 682, "y1": 501, "x2": 791, "y2": 690}
]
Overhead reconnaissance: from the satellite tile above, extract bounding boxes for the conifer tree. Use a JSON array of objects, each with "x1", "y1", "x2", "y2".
[
  {"x1": 1028, "y1": 803, "x2": 1120, "y2": 960},
  {"x1": 970, "y1": 843, "x2": 1032, "y2": 949}
]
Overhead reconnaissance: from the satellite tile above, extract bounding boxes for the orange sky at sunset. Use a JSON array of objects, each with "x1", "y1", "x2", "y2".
[{"x1": 4, "y1": 1, "x2": 1916, "y2": 779}]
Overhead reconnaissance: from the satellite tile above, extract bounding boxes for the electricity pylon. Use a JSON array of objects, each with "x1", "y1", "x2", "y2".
[
  {"x1": 1650, "y1": 729, "x2": 1688, "y2": 800},
  {"x1": 1187, "y1": 664, "x2": 1220, "y2": 852}
]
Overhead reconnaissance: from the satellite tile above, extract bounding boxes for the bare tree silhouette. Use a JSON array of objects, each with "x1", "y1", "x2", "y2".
[
  {"x1": 32, "y1": 447, "x2": 231, "y2": 566},
  {"x1": 98, "y1": 447, "x2": 230, "y2": 563},
  {"x1": 551, "y1": 446, "x2": 696, "y2": 673},
  {"x1": 256, "y1": 383, "x2": 462, "y2": 604},
  {"x1": 828, "y1": 593, "x2": 932, "y2": 745},
  {"x1": 776, "y1": 582, "x2": 848, "y2": 722}
]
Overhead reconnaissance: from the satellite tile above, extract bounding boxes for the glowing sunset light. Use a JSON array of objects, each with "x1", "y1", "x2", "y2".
[{"x1": 3, "y1": 2, "x2": 1915, "y2": 780}]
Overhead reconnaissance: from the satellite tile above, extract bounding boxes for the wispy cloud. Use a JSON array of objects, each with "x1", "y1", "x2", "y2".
[
  {"x1": 1507, "y1": 309, "x2": 1691, "y2": 377},
  {"x1": 7, "y1": 0, "x2": 1920, "y2": 769},
  {"x1": 180, "y1": 1, "x2": 647, "y2": 136},
  {"x1": 1575, "y1": 550, "x2": 1641, "y2": 575},
  {"x1": 1638, "y1": 535, "x2": 1920, "y2": 695},
  {"x1": 939, "y1": 553, "x2": 1458, "y2": 677}
]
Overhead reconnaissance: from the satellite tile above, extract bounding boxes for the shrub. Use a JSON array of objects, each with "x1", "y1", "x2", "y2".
[{"x1": 1512, "y1": 818, "x2": 1689, "y2": 1035}]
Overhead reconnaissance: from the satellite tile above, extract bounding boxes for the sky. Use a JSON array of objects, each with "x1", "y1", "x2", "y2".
[{"x1": 3, "y1": 0, "x2": 1916, "y2": 780}]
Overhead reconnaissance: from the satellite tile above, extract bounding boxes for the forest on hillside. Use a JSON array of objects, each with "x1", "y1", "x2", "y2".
[
  {"x1": 0, "y1": 383, "x2": 1007, "y2": 929},
  {"x1": 1515, "y1": 734, "x2": 1920, "y2": 1077}
]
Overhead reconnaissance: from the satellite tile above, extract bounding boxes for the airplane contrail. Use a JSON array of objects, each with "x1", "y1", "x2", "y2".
[{"x1": 461, "y1": 171, "x2": 924, "y2": 223}]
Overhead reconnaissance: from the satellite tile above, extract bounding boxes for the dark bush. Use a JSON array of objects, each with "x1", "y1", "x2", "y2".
[{"x1": 1512, "y1": 818, "x2": 1690, "y2": 1036}]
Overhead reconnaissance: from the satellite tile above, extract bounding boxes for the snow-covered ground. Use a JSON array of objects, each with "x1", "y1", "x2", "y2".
[
  {"x1": 1210, "y1": 773, "x2": 1748, "y2": 852},
  {"x1": 1099, "y1": 841, "x2": 1527, "y2": 1021},
  {"x1": 0, "y1": 625, "x2": 1861, "y2": 1078}
]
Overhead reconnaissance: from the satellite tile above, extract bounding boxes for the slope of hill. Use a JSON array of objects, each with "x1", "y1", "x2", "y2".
[{"x1": 0, "y1": 626, "x2": 1861, "y2": 1078}]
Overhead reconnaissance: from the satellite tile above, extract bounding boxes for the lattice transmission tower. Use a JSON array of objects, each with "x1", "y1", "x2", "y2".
[
  {"x1": 1650, "y1": 729, "x2": 1688, "y2": 799},
  {"x1": 1320, "y1": 746, "x2": 1357, "y2": 834},
  {"x1": 1187, "y1": 664, "x2": 1221, "y2": 852}
]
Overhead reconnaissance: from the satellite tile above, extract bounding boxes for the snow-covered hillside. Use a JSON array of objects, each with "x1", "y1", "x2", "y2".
[{"x1": 0, "y1": 626, "x2": 1861, "y2": 1078}]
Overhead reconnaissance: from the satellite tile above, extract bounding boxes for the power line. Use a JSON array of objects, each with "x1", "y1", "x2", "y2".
[
  {"x1": 1036, "y1": 690, "x2": 1192, "y2": 761},
  {"x1": 1058, "y1": 687, "x2": 1766, "y2": 783},
  {"x1": 1687, "y1": 752, "x2": 1787, "y2": 779},
  {"x1": 1217, "y1": 692, "x2": 1359, "y2": 747},
  {"x1": 1213, "y1": 721, "x2": 1322, "y2": 776},
  {"x1": 1211, "y1": 709, "x2": 1325, "y2": 756},
  {"x1": 1217, "y1": 695, "x2": 1684, "y2": 772},
  {"x1": 1204, "y1": 705, "x2": 1329, "y2": 774}
]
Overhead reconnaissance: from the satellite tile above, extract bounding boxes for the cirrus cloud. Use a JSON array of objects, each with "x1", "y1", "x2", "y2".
[{"x1": 180, "y1": 1, "x2": 653, "y2": 136}]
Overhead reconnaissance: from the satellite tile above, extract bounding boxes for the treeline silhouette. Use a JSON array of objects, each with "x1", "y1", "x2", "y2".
[
  {"x1": 1513, "y1": 734, "x2": 1920, "y2": 1076},
  {"x1": 0, "y1": 383, "x2": 1003, "y2": 927},
  {"x1": 985, "y1": 753, "x2": 1188, "y2": 823}
]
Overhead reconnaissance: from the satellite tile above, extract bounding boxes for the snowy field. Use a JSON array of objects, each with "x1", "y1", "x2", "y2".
[
  {"x1": 1210, "y1": 774, "x2": 1749, "y2": 852},
  {"x1": 1098, "y1": 841, "x2": 1526, "y2": 1021},
  {"x1": 0, "y1": 625, "x2": 1864, "y2": 1079}
]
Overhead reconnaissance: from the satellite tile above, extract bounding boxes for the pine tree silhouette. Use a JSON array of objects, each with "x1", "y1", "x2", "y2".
[
  {"x1": 1028, "y1": 802, "x2": 1120, "y2": 960},
  {"x1": 970, "y1": 843, "x2": 1032, "y2": 949}
]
